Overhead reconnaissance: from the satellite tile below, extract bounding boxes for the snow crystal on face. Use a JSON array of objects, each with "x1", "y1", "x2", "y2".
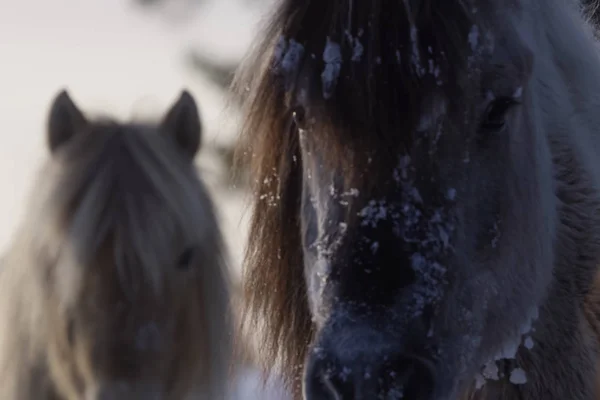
[
  {"x1": 417, "y1": 113, "x2": 435, "y2": 133},
  {"x1": 352, "y1": 39, "x2": 364, "y2": 61},
  {"x1": 519, "y1": 306, "x2": 539, "y2": 336},
  {"x1": 409, "y1": 254, "x2": 447, "y2": 317},
  {"x1": 273, "y1": 36, "x2": 305, "y2": 86},
  {"x1": 446, "y1": 188, "x2": 457, "y2": 201},
  {"x1": 428, "y1": 59, "x2": 440, "y2": 79},
  {"x1": 493, "y1": 337, "x2": 520, "y2": 361},
  {"x1": 474, "y1": 373, "x2": 486, "y2": 390},
  {"x1": 410, "y1": 26, "x2": 425, "y2": 76},
  {"x1": 310, "y1": 257, "x2": 331, "y2": 314},
  {"x1": 393, "y1": 155, "x2": 411, "y2": 183},
  {"x1": 509, "y1": 368, "x2": 527, "y2": 384},
  {"x1": 345, "y1": 30, "x2": 364, "y2": 62},
  {"x1": 513, "y1": 86, "x2": 523, "y2": 99},
  {"x1": 490, "y1": 222, "x2": 501, "y2": 249},
  {"x1": 359, "y1": 200, "x2": 388, "y2": 228},
  {"x1": 344, "y1": 188, "x2": 360, "y2": 197},
  {"x1": 370, "y1": 242, "x2": 379, "y2": 254},
  {"x1": 351, "y1": 153, "x2": 455, "y2": 320},
  {"x1": 273, "y1": 36, "x2": 288, "y2": 65},
  {"x1": 475, "y1": 306, "x2": 538, "y2": 387},
  {"x1": 481, "y1": 361, "x2": 500, "y2": 380},
  {"x1": 390, "y1": 156, "x2": 455, "y2": 318},
  {"x1": 281, "y1": 39, "x2": 305, "y2": 76},
  {"x1": 340, "y1": 366, "x2": 352, "y2": 381},
  {"x1": 259, "y1": 178, "x2": 281, "y2": 208},
  {"x1": 484, "y1": 31, "x2": 496, "y2": 53},
  {"x1": 329, "y1": 184, "x2": 337, "y2": 197},
  {"x1": 416, "y1": 95, "x2": 448, "y2": 133},
  {"x1": 322, "y1": 38, "x2": 343, "y2": 99},
  {"x1": 468, "y1": 25, "x2": 479, "y2": 52},
  {"x1": 337, "y1": 188, "x2": 360, "y2": 206},
  {"x1": 386, "y1": 387, "x2": 405, "y2": 399},
  {"x1": 467, "y1": 25, "x2": 495, "y2": 75}
]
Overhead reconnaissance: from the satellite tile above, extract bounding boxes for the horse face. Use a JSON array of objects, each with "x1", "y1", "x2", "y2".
[
  {"x1": 38, "y1": 90, "x2": 227, "y2": 399},
  {"x1": 299, "y1": 16, "x2": 555, "y2": 399},
  {"x1": 45, "y1": 238, "x2": 207, "y2": 399}
]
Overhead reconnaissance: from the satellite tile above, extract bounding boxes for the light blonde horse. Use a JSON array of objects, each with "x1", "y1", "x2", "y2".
[{"x1": 0, "y1": 90, "x2": 232, "y2": 399}]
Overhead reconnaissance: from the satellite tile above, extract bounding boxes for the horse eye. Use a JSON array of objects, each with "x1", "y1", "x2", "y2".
[
  {"x1": 176, "y1": 247, "x2": 196, "y2": 270},
  {"x1": 481, "y1": 97, "x2": 518, "y2": 132}
]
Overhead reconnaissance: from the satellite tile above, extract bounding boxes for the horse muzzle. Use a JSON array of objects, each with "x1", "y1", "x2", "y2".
[{"x1": 303, "y1": 328, "x2": 439, "y2": 400}]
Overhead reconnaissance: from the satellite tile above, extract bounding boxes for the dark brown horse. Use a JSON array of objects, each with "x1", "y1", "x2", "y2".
[
  {"x1": 0, "y1": 90, "x2": 232, "y2": 399},
  {"x1": 234, "y1": 0, "x2": 600, "y2": 399}
]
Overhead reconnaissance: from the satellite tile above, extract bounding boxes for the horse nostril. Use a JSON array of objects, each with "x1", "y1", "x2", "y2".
[
  {"x1": 396, "y1": 355, "x2": 437, "y2": 399},
  {"x1": 304, "y1": 350, "x2": 437, "y2": 400}
]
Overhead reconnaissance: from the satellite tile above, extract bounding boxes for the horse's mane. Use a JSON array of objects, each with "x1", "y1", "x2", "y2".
[
  {"x1": 0, "y1": 118, "x2": 231, "y2": 395},
  {"x1": 581, "y1": 0, "x2": 600, "y2": 27},
  {"x1": 233, "y1": 0, "x2": 478, "y2": 390}
]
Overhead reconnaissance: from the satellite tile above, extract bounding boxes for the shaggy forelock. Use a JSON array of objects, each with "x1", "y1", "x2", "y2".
[{"x1": 29, "y1": 122, "x2": 220, "y2": 296}]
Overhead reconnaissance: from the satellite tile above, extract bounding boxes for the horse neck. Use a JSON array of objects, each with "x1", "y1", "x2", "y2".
[
  {"x1": 532, "y1": 0, "x2": 600, "y2": 303},
  {"x1": 527, "y1": 0, "x2": 600, "y2": 292},
  {"x1": 464, "y1": 255, "x2": 600, "y2": 396},
  {"x1": 528, "y1": 0, "x2": 600, "y2": 127}
]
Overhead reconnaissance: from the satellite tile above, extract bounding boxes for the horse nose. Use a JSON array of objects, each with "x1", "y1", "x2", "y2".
[{"x1": 304, "y1": 350, "x2": 436, "y2": 400}]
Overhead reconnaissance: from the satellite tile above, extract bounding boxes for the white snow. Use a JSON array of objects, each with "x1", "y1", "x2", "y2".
[
  {"x1": 474, "y1": 373, "x2": 486, "y2": 389},
  {"x1": 513, "y1": 86, "x2": 523, "y2": 99},
  {"x1": 509, "y1": 368, "x2": 528, "y2": 385},
  {"x1": 410, "y1": 26, "x2": 425, "y2": 76},
  {"x1": 345, "y1": 30, "x2": 364, "y2": 62},
  {"x1": 359, "y1": 200, "x2": 389, "y2": 228},
  {"x1": 321, "y1": 37, "x2": 343, "y2": 99},
  {"x1": 280, "y1": 39, "x2": 305, "y2": 78},
  {"x1": 524, "y1": 336, "x2": 534, "y2": 349},
  {"x1": 481, "y1": 361, "x2": 500, "y2": 380},
  {"x1": 468, "y1": 25, "x2": 480, "y2": 51},
  {"x1": 446, "y1": 188, "x2": 457, "y2": 201}
]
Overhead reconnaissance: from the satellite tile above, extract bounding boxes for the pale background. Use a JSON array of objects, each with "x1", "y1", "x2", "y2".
[{"x1": 0, "y1": 0, "x2": 287, "y2": 397}]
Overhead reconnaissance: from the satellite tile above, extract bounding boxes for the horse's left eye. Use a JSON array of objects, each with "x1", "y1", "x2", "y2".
[
  {"x1": 481, "y1": 97, "x2": 519, "y2": 132},
  {"x1": 176, "y1": 247, "x2": 196, "y2": 270}
]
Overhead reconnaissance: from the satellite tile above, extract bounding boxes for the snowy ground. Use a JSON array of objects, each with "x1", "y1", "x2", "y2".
[{"x1": 0, "y1": 0, "x2": 287, "y2": 397}]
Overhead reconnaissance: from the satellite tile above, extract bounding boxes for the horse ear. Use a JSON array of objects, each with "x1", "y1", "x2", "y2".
[
  {"x1": 47, "y1": 90, "x2": 87, "y2": 154},
  {"x1": 160, "y1": 90, "x2": 201, "y2": 160}
]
